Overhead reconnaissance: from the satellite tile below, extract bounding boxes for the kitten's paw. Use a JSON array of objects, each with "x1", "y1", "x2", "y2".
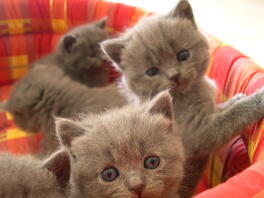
[
  {"x1": 230, "y1": 93, "x2": 247, "y2": 102},
  {"x1": 217, "y1": 94, "x2": 246, "y2": 111},
  {"x1": 257, "y1": 87, "x2": 264, "y2": 100},
  {"x1": 252, "y1": 87, "x2": 264, "y2": 108}
]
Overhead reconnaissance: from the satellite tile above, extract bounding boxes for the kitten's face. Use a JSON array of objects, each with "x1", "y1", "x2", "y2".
[
  {"x1": 56, "y1": 93, "x2": 185, "y2": 198},
  {"x1": 58, "y1": 18, "x2": 108, "y2": 60},
  {"x1": 101, "y1": 1, "x2": 209, "y2": 102},
  {"x1": 122, "y1": 17, "x2": 209, "y2": 101}
]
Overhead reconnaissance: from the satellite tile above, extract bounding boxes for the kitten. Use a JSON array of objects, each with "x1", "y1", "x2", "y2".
[
  {"x1": 0, "y1": 149, "x2": 71, "y2": 198},
  {"x1": 101, "y1": 0, "x2": 264, "y2": 197},
  {"x1": 55, "y1": 91, "x2": 185, "y2": 198},
  {"x1": 0, "y1": 64, "x2": 126, "y2": 154},
  {"x1": 37, "y1": 17, "x2": 109, "y2": 87}
]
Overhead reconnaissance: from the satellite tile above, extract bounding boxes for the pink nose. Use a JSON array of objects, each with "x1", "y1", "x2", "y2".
[
  {"x1": 169, "y1": 74, "x2": 180, "y2": 83},
  {"x1": 127, "y1": 174, "x2": 145, "y2": 196}
]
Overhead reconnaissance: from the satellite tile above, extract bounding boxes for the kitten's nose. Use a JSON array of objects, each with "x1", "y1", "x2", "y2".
[
  {"x1": 127, "y1": 175, "x2": 145, "y2": 195},
  {"x1": 169, "y1": 73, "x2": 180, "y2": 83}
]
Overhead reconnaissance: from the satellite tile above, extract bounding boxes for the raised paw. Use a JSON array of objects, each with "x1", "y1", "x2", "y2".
[
  {"x1": 256, "y1": 87, "x2": 264, "y2": 100},
  {"x1": 229, "y1": 93, "x2": 247, "y2": 103},
  {"x1": 250, "y1": 87, "x2": 264, "y2": 111},
  {"x1": 217, "y1": 93, "x2": 247, "y2": 111}
]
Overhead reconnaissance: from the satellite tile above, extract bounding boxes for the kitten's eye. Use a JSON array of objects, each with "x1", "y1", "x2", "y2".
[
  {"x1": 146, "y1": 67, "x2": 159, "y2": 77},
  {"x1": 101, "y1": 167, "x2": 119, "y2": 182},
  {"x1": 177, "y1": 50, "x2": 190, "y2": 62},
  {"x1": 144, "y1": 156, "x2": 160, "y2": 169}
]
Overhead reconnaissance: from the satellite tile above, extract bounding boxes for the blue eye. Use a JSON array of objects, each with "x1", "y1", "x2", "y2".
[
  {"x1": 101, "y1": 167, "x2": 119, "y2": 182},
  {"x1": 177, "y1": 50, "x2": 190, "y2": 62},
  {"x1": 144, "y1": 156, "x2": 160, "y2": 169},
  {"x1": 146, "y1": 67, "x2": 159, "y2": 76}
]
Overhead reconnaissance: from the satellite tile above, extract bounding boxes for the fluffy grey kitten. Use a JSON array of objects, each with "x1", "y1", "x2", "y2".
[
  {"x1": 55, "y1": 91, "x2": 185, "y2": 198},
  {"x1": 0, "y1": 64, "x2": 126, "y2": 154},
  {"x1": 0, "y1": 149, "x2": 71, "y2": 198},
  {"x1": 101, "y1": 0, "x2": 264, "y2": 197},
  {"x1": 37, "y1": 18, "x2": 109, "y2": 87}
]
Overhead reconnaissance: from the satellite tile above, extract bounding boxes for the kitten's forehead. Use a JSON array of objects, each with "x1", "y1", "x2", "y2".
[
  {"x1": 95, "y1": 107, "x2": 171, "y2": 144},
  {"x1": 126, "y1": 15, "x2": 204, "y2": 58},
  {"x1": 70, "y1": 24, "x2": 107, "y2": 42},
  {"x1": 74, "y1": 107, "x2": 172, "y2": 164}
]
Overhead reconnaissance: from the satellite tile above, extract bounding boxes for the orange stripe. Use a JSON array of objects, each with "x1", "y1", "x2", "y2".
[
  {"x1": 50, "y1": 0, "x2": 68, "y2": 32},
  {"x1": 130, "y1": 7, "x2": 148, "y2": 27},
  {"x1": 94, "y1": 1, "x2": 109, "y2": 20}
]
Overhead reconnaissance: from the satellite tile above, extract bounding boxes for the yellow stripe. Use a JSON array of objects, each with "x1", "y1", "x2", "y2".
[
  {"x1": 0, "y1": 19, "x2": 31, "y2": 35},
  {"x1": 50, "y1": 0, "x2": 68, "y2": 33},
  {"x1": 209, "y1": 154, "x2": 223, "y2": 187},
  {"x1": 8, "y1": 55, "x2": 29, "y2": 67},
  {"x1": 248, "y1": 124, "x2": 264, "y2": 162},
  {"x1": 0, "y1": 128, "x2": 35, "y2": 143},
  {"x1": 0, "y1": 19, "x2": 30, "y2": 25},
  {"x1": 248, "y1": 139, "x2": 255, "y2": 162},
  {"x1": 6, "y1": 112, "x2": 13, "y2": 121}
]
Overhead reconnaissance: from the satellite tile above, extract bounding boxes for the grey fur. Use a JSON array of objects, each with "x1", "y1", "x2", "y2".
[
  {"x1": 36, "y1": 18, "x2": 109, "y2": 87},
  {"x1": 2, "y1": 64, "x2": 126, "y2": 154},
  {"x1": 101, "y1": 0, "x2": 264, "y2": 197},
  {"x1": 0, "y1": 149, "x2": 71, "y2": 198},
  {"x1": 55, "y1": 91, "x2": 185, "y2": 198}
]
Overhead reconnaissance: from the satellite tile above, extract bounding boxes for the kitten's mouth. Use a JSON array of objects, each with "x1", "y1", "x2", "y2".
[{"x1": 169, "y1": 79, "x2": 190, "y2": 95}]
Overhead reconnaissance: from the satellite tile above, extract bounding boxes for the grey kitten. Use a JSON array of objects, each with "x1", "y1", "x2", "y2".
[
  {"x1": 0, "y1": 149, "x2": 71, "y2": 198},
  {"x1": 37, "y1": 17, "x2": 109, "y2": 87},
  {"x1": 101, "y1": 0, "x2": 264, "y2": 197},
  {"x1": 0, "y1": 64, "x2": 126, "y2": 154},
  {"x1": 55, "y1": 91, "x2": 185, "y2": 198}
]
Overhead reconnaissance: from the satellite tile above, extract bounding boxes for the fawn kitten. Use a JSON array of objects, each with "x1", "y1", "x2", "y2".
[
  {"x1": 101, "y1": 0, "x2": 264, "y2": 197},
  {"x1": 0, "y1": 149, "x2": 71, "y2": 198},
  {"x1": 0, "y1": 64, "x2": 126, "y2": 154},
  {"x1": 37, "y1": 18, "x2": 109, "y2": 87},
  {"x1": 55, "y1": 91, "x2": 185, "y2": 198}
]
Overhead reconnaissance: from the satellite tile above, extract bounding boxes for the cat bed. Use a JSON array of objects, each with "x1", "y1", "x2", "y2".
[{"x1": 0, "y1": 0, "x2": 263, "y2": 197}]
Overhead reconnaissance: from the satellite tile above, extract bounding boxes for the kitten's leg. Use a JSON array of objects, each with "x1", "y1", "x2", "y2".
[
  {"x1": 190, "y1": 88, "x2": 264, "y2": 156},
  {"x1": 217, "y1": 94, "x2": 246, "y2": 111},
  {"x1": 177, "y1": 156, "x2": 208, "y2": 198}
]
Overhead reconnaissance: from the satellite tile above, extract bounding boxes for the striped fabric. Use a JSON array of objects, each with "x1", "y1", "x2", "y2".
[
  {"x1": 0, "y1": 0, "x2": 151, "y2": 86},
  {"x1": 0, "y1": 0, "x2": 263, "y2": 197}
]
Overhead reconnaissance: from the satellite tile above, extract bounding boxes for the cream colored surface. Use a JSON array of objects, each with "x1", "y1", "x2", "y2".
[{"x1": 106, "y1": 0, "x2": 264, "y2": 67}]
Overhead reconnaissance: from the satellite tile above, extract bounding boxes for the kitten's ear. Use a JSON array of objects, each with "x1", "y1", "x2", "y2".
[
  {"x1": 95, "y1": 17, "x2": 107, "y2": 29},
  {"x1": 168, "y1": 0, "x2": 196, "y2": 27},
  {"x1": 100, "y1": 38, "x2": 126, "y2": 66},
  {"x1": 147, "y1": 91, "x2": 173, "y2": 120},
  {"x1": 62, "y1": 35, "x2": 77, "y2": 53},
  {"x1": 55, "y1": 117, "x2": 85, "y2": 148},
  {"x1": 41, "y1": 149, "x2": 71, "y2": 188}
]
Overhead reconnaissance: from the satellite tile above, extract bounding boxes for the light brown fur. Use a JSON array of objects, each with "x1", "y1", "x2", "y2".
[
  {"x1": 1, "y1": 64, "x2": 126, "y2": 154},
  {"x1": 0, "y1": 150, "x2": 71, "y2": 198},
  {"x1": 55, "y1": 91, "x2": 185, "y2": 198}
]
